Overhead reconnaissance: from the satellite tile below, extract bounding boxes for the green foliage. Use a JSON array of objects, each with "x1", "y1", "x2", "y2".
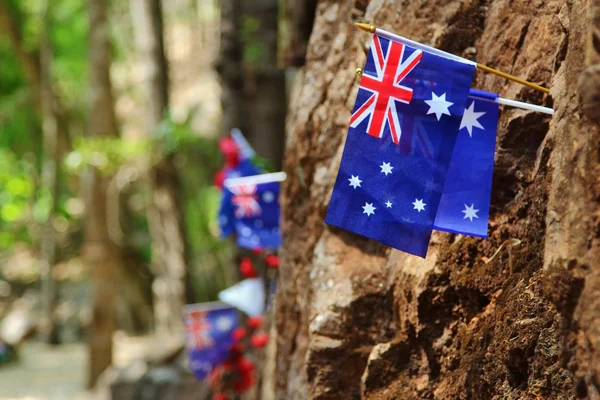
[
  {"x1": 0, "y1": 0, "x2": 233, "y2": 307},
  {"x1": 0, "y1": 0, "x2": 87, "y2": 251},
  {"x1": 51, "y1": 0, "x2": 88, "y2": 104},
  {"x1": 0, "y1": 149, "x2": 36, "y2": 249},
  {"x1": 240, "y1": 16, "x2": 267, "y2": 67},
  {"x1": 65, "y1": 137, "x2": 151, "y2": 175}
]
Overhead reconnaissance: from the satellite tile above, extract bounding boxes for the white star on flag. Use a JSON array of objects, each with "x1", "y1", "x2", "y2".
[
  {"x1": 362, "y1": 202, "x2": 376, "y2": 216},
  {"x1": 425, "y1": 92, "x2": 453, "y2": 121},
  {"x1": 462, "y1": 204, "x2": 479, "y2": 222},
  {"x1": 215, "y1": 316, "x2": 234, "y2": 332},
  {"x1": 380, "y1": 162, "x2": 393, "y2": 176},
  {"x1": 263, "y1": 191, "x2": 275, "y2": 203},
  {"x1": 348, "y1": 175, "x2": 362, "y2": 189},
  {"x1": 459, "y1": 102, "x2": 486, "y2": 137},
  {"x1": 413, "y1": 198, "x2": 426, "y2": 212},
  {"x1": 385, "y1": 201, "x2": 393, "y2": 208}
]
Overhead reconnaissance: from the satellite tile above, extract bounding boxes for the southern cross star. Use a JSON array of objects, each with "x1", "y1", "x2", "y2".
[
  {"x1": 215, "y1": 316, "x2": 234, "y2": 332},
  {"x1": 460, "y1": 102, "x2": 486, "y2": 137},
  {"x1": 348, "y1": 175, "x2": 362, "y2": 189},
  {"x1": 425, "y1": 92, "x2": 453, "y2": 121},
  {"x1": 413, "y1": 198, "x2": 426, "y2": 212},
  {"x1": 380, "y1": 162, "x2": 393, "y2": 176},
  {"x1": 462, "y1": 204, "x2": 480, "y2": 222},
  {"x1": 362, "y1": 202, "x2": 376, "y2": 216},
  {"x1": 263, "y1": 191, "x2": 275, "y2": 203},
  {"x1": 385, "y1": 201, "x2": 393, "y2": 208}
]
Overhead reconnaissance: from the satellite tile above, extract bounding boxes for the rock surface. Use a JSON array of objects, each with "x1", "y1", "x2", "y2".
[{"x1": 270, "y1": 0, "x2": 600, "y2": 399}]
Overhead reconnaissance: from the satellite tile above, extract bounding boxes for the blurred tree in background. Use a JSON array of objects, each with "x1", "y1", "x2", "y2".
[{"x1": 0, "y1": 0, "x2": 256, "y2": 389}]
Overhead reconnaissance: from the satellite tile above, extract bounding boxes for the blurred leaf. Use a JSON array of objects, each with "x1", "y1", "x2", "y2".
[{"x1": 1, "y1": 202, "x2": 26, "y2": 223}]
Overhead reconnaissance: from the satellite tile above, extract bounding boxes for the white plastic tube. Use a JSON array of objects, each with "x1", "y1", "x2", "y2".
[{"x1": 224, "y1": 171, "x2": 287, "y2": 188}]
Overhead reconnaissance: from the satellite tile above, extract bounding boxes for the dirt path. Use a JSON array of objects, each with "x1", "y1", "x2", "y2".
[{"x1": 0, "y1": 341, "x2": 90, "y2": 400}]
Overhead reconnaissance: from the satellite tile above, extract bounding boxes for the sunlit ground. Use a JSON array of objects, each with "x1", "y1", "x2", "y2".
[
  {"x1": 0, "y1": 333, "x2": 162, "y2": 400},
  {"x1": 0, "y1": 341, "x2": 89, "y2": 400}
]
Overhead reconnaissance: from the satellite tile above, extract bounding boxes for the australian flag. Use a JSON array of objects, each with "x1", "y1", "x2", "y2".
[
  {"x1": 184, "y1": 303, "x2": 239, "y2": 380},
  {"x1": 218, "y1": 163, "x2": 263, "y2": 237},
  {"x1": 434, "y1": 90, "x2": 499, "y2": 237},
  {"x1": 325, "y1": 34, "x2": 476, "y2": 257},
  {"x1": 223, "y1": 181, "x2": 281, "y2": 250}
]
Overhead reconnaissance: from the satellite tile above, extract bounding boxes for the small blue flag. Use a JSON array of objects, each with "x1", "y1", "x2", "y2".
[
  {"x1": 227, "y1": 181, "x2": 281, "y2": 250},
  {"x1": 434, "y1": 91, "x2": 499, "y2": 237},
  {"x1": 325, "y1": 34, "x2": 476, "y2": 257},
  {"x1": 184, "y1": 303, "x2": 238, "y2": 380}
]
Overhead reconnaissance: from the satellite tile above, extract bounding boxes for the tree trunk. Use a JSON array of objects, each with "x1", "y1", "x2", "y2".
[
  {"x1": 38, "y1": 0, "x2": 60, "y2": 346},
  {"x1": 0, "y1": 2, "x2": 41, "y2": 107},
  {"x1": 131, "y1": 0, "x2": 195, "y2": 336},
  {"x1": 85, "y1": 0, "x2": 123, "y2": 388},
  {"x1": 280, "y1": 0, "x2": 318, "y2": 67},
  {"x1": 217, "y1": 0, "x2": 246, "y2": 137},
  {"x1": 271, "y1": 0, "x2": 599, "y2": 399},
  {"x1": 217, "y1": 0, "x2": 287, "y2": 168},
  {"x1": 240, "y1": 0, "x2": 287, "y2": 169},
  {"x1": 0, "y1": 2, "x2": 71, "y2": 154}
]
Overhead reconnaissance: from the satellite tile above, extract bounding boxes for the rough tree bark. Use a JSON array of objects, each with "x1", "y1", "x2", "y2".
[
  {"x1": 85, "y1": 0, "x2": 123, "y2": 388},
  {"x1": 271, "y1": 0, "x2": 600, "y2": 399},
  {"x1": 38, "y1": 0, "x2": 60, "y2": 346},
  {"x1": 131, "y1": 0, "x2": 195, "y2": 336}
]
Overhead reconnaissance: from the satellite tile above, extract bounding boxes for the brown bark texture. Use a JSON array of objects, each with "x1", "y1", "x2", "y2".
[
  {"x1": 131, "y1": 0, "x2": 195, "y2": 336},
  {"x1": 85, "y1": 0, "x2": 123, "y2": 388},
  {"x1": 272, "y1": 0, "x2": 600, "y2": 399}
]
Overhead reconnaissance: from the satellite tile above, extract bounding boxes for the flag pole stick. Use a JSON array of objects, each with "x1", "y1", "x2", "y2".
[
  {"x1": 482, "y1": 96, "x2": 554, "y2": 115},
  {"x1": 354, "y1": 23, "x2": 550, "y2": 95},
  {"x1": 224, "y1": 172, "x2": 287, "y2": 188}
]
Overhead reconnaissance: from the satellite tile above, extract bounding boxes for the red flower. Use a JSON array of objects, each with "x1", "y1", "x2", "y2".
[
  {"x1": 239, "y1": 257, "x2": 258, "y2": 278},
  {"x1": 251, "y1": 247, "x2": 263, "y2": 255},
  {"x1": 214, "y1": 170, "x2": 225, "y2": 189},
  {"x1": 231, "y1": 327, "x2": 247, "y2": 341},
  {"x1": 230, "y1": 342, "x2": 246, "y2": 355},
  {"x1": 236, "y1": 357, "x2": 255, "y2": 373},
  {"x1": 219, "y1": 137, "x2": 240, "y2": 167},
  {"x1": 265, "y1": 254, "x2": 280, "y2": 268},
  {"x1": 247, "y1": 315, "x2": 263, "y2": 329},
  {"x1": 250, "y1": 333, "x2": 269, "y2": 348},
  {"x1": 233, "y1": 373, "x2": 255, "y2": 393},
  {"x1": 212, "y1": 394, "x2": 229, "y2": 400}
]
